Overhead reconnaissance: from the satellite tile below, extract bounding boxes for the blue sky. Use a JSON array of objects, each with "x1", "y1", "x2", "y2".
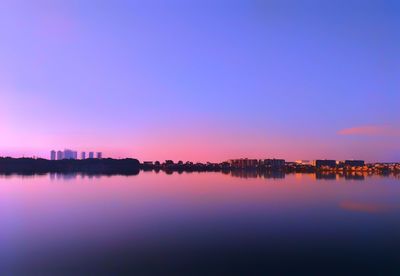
[{"x1": 0, "y1": 0, "x2": 399, "y2": 161}]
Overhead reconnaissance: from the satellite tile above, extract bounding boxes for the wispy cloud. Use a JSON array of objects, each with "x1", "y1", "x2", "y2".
[{"x1": 338, "y1": 125, "x2": 400, "y2": 137}]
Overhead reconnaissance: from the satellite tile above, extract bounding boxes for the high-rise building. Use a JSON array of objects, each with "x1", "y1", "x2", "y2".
[
  {"x1": 50, "y1": 150, "x2": 56, "y2": 160},
  {"x1": 63, "y1": 149, "x2": 75, "y2": 159},
  {"x1": 57, "y1": 150, "x2": 64, "y2": 160},
  {"x1": 53, "y1": 149, "x2": 101, "y2": 160}
]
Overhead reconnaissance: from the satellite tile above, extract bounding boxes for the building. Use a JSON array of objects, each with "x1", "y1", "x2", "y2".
[
  {"x1": 229, "y1": 159, "x2": 259, "y2": 168},
  {"x1": 336, "y1": 160, "x2": 365, "y2": 167},
  {"x1": 344, "y1": 160, "x2": 365, "y2": 167},
  {"x1": 295, "y1": 160, "x2": 312, "y2": 165},
  {"x1": 262, "y1": 159, "x2": 285, "y2": 169},
  {"x1": 228, "y1": 158, "x2": 285, "y2": 169},
  {"x1": 53, "y1": 149, "x2": 96, "y2": 160},
  {"x1": 313, "y1": 160, "x2": 337, "y2": 168},
  {"x1": 142, "y1": 161, "x2": 154, "y2": 169},
  {"x1": 63, "y1": 149, "x2": 76, "y2": 160},
  {"x1": 57, "y1": 150, "x2": 64, "y2": 160},
  {"x1": 50, "y1": 150, "x2": 56, "y2": 161}
]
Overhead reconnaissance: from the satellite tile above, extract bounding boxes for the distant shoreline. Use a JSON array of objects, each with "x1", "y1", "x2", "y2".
[
  {"x1": 0, "y1": 157, "x2": 140, "y2": 174},
  {"x1": 0, "y1": 157, "x2": 398, "y2": 176}
]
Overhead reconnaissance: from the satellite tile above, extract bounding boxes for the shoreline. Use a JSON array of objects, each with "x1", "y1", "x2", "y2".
[{"x1": 0, "y1": 157, "x2": 398, "y2": 177}]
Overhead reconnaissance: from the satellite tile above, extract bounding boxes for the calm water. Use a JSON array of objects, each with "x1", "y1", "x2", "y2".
[{"x1": 1, "y1": 172, "x2": 399, "y2": 275}]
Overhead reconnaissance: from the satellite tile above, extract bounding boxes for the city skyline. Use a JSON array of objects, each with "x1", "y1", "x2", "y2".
[
  {"x1": 0, "y1": 1, "x2": 399, "y2": 162},
  {"x1": 50, "y1": 149, "x2": 102, "y2": 160},
  {"x1": 4, "y1": 150, "x2": 397, "y2": 167}
]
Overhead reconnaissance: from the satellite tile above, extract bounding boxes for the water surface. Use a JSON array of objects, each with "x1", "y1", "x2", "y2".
[{"x1": 1, "y1": 172, "x2": 399, "y2": 275}]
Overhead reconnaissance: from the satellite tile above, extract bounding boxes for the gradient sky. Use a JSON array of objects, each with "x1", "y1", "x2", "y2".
[{"x1": 0, "y1": 0, "x2": 399, "y2": 162}]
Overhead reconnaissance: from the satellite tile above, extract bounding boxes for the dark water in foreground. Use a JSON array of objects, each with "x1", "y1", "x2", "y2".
[{"x1": 0, "y1": 172, "x2": 399, "y2": 275}]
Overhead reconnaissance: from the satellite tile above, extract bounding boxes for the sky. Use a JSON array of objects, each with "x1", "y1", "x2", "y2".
[{"x1": 0, "y1": 0, "x2": 399, "y2": 162}]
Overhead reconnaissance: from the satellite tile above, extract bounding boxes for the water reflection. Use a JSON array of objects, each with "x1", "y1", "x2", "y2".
[
  {"x1": 230, "y1": 170, "x2": 285, "y2": 179},
  {"x1": 1, "y1": 170, "x2": 399, "y2": 181},
  {"x1": 0, "y1": 173, "x2": 48, "y2": 180},
  {"x1": 0, "y1": 172, "x2": 399, "y2": 274},
  {"x1": 314, "y1": 172, "x2": 367, "y2": 180},
  {"x1": 49, "y1": 173, "x2": 106, "y2": 181},
  {"x1": 226, "y1": 170, "x2": 395, "y2": 181}
]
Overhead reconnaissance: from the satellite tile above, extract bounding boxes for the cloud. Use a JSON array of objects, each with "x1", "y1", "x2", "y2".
[{"x1": 338, "y1": 125, "x2": 400, "y2": 137}]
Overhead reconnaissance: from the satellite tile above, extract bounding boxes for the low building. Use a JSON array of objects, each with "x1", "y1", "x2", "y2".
[
  {"x1": 228, "y1": 158, "x2": 285, "y2": 169},
  {"x1": 142, "y1": 161, "x2": 154, "y2": 170},
  {"x1": 295, "y1": 160, "x2": 312, "y2": 165},
  {"x1": 344, "y1": 160, "x2": 365, "y2": 167},
  {"x1": 228, "y1": 159, "x2": 258, "y2": 169},
  {"x1": 313, "y1": 160, "x2": 337, "y2": 168},
  {"x1": 262, "y1": 159, "x2": 285, "y2": 169}
]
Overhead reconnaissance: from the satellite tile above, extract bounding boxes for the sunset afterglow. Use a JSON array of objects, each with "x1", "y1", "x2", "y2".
[{"x1": 0, "y1": 1, "x2": 399, "y2": 162}]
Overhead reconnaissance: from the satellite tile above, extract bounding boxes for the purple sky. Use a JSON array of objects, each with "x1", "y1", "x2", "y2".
[{"x1": 0, "y1": 0, "x2": 399, "y2": 162}]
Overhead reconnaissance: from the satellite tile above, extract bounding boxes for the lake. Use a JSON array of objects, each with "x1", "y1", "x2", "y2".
[{"x1": 1, "y1": 172, "x2": 399, "y2": 275}]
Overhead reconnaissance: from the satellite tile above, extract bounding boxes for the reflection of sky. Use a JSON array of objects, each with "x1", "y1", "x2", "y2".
[{"x1": 0, "y1": 1, "x2": 399, "y2": 162}]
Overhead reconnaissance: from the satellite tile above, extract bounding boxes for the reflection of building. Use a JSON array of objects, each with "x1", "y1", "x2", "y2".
[
  {"x1": 81, "y1": 152, "x2": 86, "y2": 160},
  {"x1": 344, "y1": 172, "x2": 365, "y2": 180},
  {"x1": 316, "y1": 172, "x2": 337, "y2": 180},
  {"x1": 50, "y1": 150, "x2": 56, "y2": 160},
  {"x1": 89, "y1": 152, "x2": 94, "y2": 159},
  {"x1": 50, "y1": 173, "x2": 79, "y2": 181},
  {"x1": 262, "y1": 170, "x2": 285, "y2": 179},
  {"x1": 96, "y1": 152, "x2": 102, "y2": 159},
  {"x1": 230, "y1": 170, "x2": 285, "y2": 179},
  {"x1": 313, "y1": 160, "x2": 336, "y2": 168}
]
